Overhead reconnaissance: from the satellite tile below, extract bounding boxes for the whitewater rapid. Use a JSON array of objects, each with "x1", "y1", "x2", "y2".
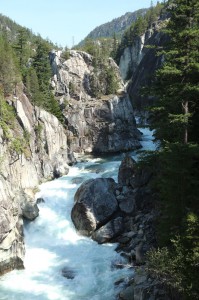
[{"x1": 0, "y1": 128, "x2": 155, "y2": 300}]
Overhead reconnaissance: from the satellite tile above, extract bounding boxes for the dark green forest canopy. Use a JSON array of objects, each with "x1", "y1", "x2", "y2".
[
  {"x1": 0, "y1": 18, "x2": 63, "y2": 123},
  {"x1": 142, "y1": 1, "x2": 199, "y2": 299}
]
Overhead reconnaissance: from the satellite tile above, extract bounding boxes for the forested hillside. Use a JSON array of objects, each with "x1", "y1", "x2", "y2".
[
  {"x1": 76, "y1": 7, "x2": 150, "y2": 61},
  {"x1": 114, "y1": 1, "x2": 164, "y2": 64},
  {"x1": 0, "y1": 15, "x2": 63, "y2": 122},
  {"x1": 81, "y1": 8, "x2": 148, "y2": 41}
]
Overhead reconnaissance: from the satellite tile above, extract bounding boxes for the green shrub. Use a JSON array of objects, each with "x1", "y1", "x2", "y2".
[{"x1": 147, "y1": 213, "x2": 199, "y2": 299}]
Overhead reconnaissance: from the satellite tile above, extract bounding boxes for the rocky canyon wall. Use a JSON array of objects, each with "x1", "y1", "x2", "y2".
[
  {"x1": 0, "y1": 48, "x2": 142, "y2": 275},
  {"x1": 119, "y1": 18, "x2": 169, "y2": 110},
  {"x1": 0, "y1": 88, "x2": 71, "y2": 275},
  {"x1": 50, "y1": 50, "x2": 142, "y2": 153}
]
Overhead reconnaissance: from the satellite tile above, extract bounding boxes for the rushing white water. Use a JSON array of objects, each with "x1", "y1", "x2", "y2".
[{"x1": 0, "y1": 128, "x2": 155, "y2": 300}]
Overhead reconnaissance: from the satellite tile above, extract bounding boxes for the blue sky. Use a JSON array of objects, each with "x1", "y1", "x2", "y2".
[{"x1": 0, "y1": 0, "x2": 159, "y2": 47}]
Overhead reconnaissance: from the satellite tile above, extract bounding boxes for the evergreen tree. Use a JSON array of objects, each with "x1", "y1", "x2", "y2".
[
  {"x1": 150, "y1": 0, "x2": 199, "y2": 144},
  {"x1": 13, "y1": 28, "x2": 29, "y2": 74},
  {"x1": 110, "y1": 33, "x2": 117, "y2": 60},
  {"x1": 105, "y1": 66, "x2": 119, "y2": 95},
  {"x1": 25, "y1": 66, "x2": 40, "y2": 105},
  {"x1": 0, "y1": 33, "x2": 20, "y2": 96},
  {"x1": 31, "y1": 40, "x2": 63, "y2": 122},
  {"x1": 33, "y1": 40, "x2": 52, "y2": 92},
  {"x1": 143, "y1": 2, "x2": 199, "y2": 297}
]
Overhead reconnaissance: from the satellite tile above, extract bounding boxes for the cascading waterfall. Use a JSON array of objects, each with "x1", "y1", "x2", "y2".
[{"x1": 0, "y1": 127, "x2": 156, "y2": 300}]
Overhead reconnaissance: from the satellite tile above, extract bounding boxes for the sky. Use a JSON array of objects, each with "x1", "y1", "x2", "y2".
[{"x1": 0, "y1": 0, "x2": 158, "y2": 48}]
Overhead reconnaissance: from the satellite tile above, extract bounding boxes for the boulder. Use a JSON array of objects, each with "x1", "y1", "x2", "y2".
[
  {"x1": 62, "y1": 267, "x2": 76, "y2": 279},
  {"x1": 118, "y1": 191, "x2": 136, "y2": 214},
  {"x1": 21, "y1": 202, "x2": 39, "y2": 221},
  {"x1": 53, "y1": 162, "x2": 69, "y2": 178},
  {"x1": 18, "y1": 192, "x2": 39, "y2": 221},
  {"x1": 118, "y1": 155, "x2": 136, "y2": 186},
  {"x1": 130, "y1": 167, "x2": 153, "y2": 189},
  {"x1": 92, "y1": 217, "x2": 124, "y2": 243},
  {"x1": 119, "y1": 285, "x2": 134, "y2": 300},
  {"x1": 71, "y1": 178, "x2": 118, "y2": 236}
]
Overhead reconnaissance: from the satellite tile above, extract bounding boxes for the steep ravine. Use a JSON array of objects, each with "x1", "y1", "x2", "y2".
[
  {"x1": 0, "y1": 49, "x2": 142, "y2": 275},
  {"x1": 0, "y1": 127, "x2": 157, "y2": 300}
]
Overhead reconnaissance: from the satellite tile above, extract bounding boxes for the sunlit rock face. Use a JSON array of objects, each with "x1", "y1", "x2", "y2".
[
  {"x1": 119, "y1": 33, "x2": 147, "y2": 81},
  {"x1": 50, "y1": 50, "x2": 141, "y2": 154},
  {"x1": 0, "y1": 86, "x2": 71, "y2": 275},
  {"x1": 50, "y1": 50, "x2": 124, "y2": 101}
]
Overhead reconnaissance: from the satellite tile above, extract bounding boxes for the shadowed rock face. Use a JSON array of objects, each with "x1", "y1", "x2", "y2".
[
  {"x1": 127, "y1": 30, "x2": 166, "y2": 110},
  {"x1": 65, "y1": 94, "x2": 142, "y2": 154},
  {"x1": 119, "y1": 18, "x2": 169, "y2": 110},
  {"x1": 118, "y1": 155, "x2": 136, "y2": 186}
]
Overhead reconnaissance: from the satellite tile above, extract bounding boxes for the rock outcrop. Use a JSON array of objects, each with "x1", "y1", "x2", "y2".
[
  {"x1": 50, "y1": 50, "x2": 142, "y2": 153},
  {"x1": 71, "y1": 178, "x2": 118, "y2": 236},
  {"x1": 71, "y1": 155, "x2": 154, "y2": 245},
  {"x1": 119, "y1": 18, "x2": 169, "y2": 110},
  {"x1": 50, "y1": 50, "x2": 124, "y2": 101},
  {"x1": 0, "y1": 87, "x2": 72, "y2": 275},
  {"x1": 71, "y1": 155, "x2": 170, "y2": 299},
  {"x1": 119, "y1": 33, "x2": 148, "y2": 81}
]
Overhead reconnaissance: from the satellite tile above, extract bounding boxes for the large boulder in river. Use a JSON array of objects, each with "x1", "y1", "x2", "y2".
[{"x1": 71, "y1": 178, "x2": 118, "y2": 236}]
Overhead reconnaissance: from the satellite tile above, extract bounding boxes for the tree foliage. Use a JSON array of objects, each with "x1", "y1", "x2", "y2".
[
  {"x1": 147, "y1": 213, "x2": 199, "y2": 299},
  {"x1": 150, "y1": 0, "x2": 199, "y2": 145},
  {"x1": 141, "y1": 1, "x2": 199, "y2": 298},
  {"x1": 0, "y1": 33, "x2": 20, "y2": 96},
  {"x1": 115, "y1": 2, "x2": 163, "y2": 64}
]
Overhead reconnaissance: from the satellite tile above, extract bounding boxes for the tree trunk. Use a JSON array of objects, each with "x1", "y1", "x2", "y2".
[{"x1": 183, "y1": 101, "x2": 189, "y2": 144}]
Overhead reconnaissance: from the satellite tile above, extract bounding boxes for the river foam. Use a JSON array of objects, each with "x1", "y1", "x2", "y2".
[{"x1": 0, "y1": 127, "x2": 155, "y2": 300}]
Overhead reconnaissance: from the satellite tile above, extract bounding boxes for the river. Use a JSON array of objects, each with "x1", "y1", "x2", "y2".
[{"x1": 0, "y1": 127, "x2": 156, "y2": 300}]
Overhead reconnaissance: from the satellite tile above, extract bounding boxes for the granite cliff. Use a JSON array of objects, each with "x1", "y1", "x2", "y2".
[
  {"x1": 50, "y1": 49, "x2": 142, "y2": 153},
  {"x1": 118, "y1": 18, "x2": 169, "y2": 110},
  {"x1": 0, "y1": 85, "x2": 72, "y2": 275}
]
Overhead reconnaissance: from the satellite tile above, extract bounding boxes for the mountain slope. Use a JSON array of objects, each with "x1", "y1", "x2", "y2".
[{"x1": 81, "y1": 9, "x2": 148, "y2": 42}]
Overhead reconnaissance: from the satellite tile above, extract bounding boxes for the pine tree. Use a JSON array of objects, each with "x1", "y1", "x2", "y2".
[
  {"x1": 13, "y1": 28, "x2": 29, "y2": 73},
  {"x1": 105, "y1": 66, "x2": 119, "y2": 95},
  {"x1": 25, "y1": 67, "x2": 40, "y2": 105},
  {"x1": 33, "y1": 40, "x2": 52, "y2": 93},
  {"x1": 144, "y1": 3, "x2": 199, "y2": 296},
  {"x1": 0, "y1": 33, "x2": 20, "y2": 96},
  {"x1": 150, "y1": 0, "x2": 199, "y2": 144},
  {"x1": 111, "y1": 33, "x2": 117, "y2": 60}
]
